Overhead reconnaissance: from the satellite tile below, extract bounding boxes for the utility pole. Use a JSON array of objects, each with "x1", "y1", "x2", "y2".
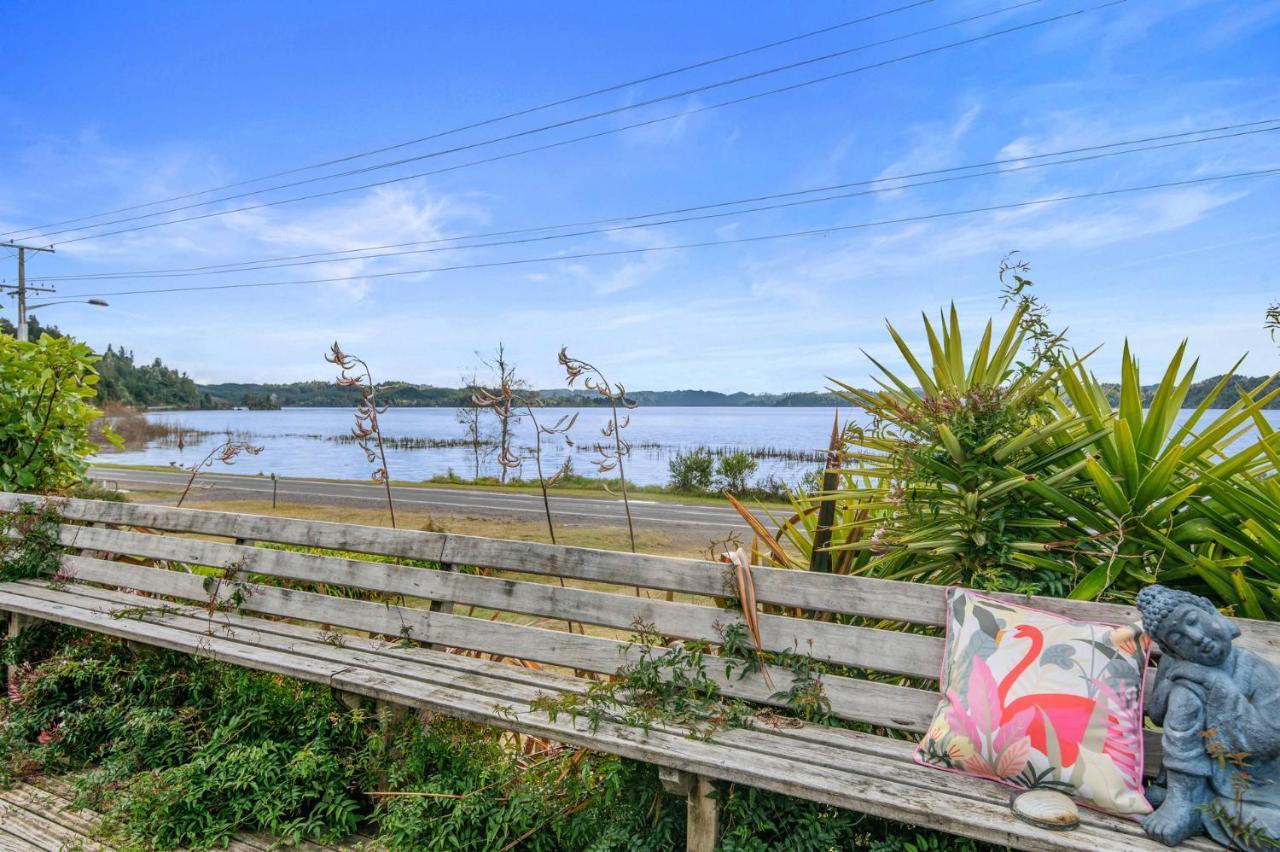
[{"x1": 1, "y1": 242, "x2": 57, "y2": 342}]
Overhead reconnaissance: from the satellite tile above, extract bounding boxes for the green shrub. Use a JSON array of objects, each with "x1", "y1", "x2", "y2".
[
  {"x1": 716, "y1": 450, "x2": 758, "y2": 496},
  {"x1": 67, "y1": 480, "x2": 129, "y2": 502},
  {"x1": 668, "y1": 447, "x2": 715, "y2": 493},
  {"x1": 1056, "y1": 342, "x2": 1280, "y2": 614},
  {"x1": 0, "y1": 334, "x2": 117, "y2": 493},
  {"x1": 0, "y1": 503, "x2": 63, "y2": 583},
  {"x1": 0, "y1": 629, "x2": 994, "y2": 850}
]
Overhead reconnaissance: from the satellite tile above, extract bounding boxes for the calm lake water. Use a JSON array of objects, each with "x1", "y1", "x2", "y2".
[
  {"x1": 101, "y1": 406, "x2": 853, "y2": 486},
  {"x1": 99, "y1": 406, "x2": 1280, "y2": 487}
]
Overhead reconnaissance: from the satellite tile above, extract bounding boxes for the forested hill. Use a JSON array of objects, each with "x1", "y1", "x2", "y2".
[
  {"x1": 1099, "y1": 374, "x2": 1280, "y2": 410},
  {"x1": 5, "y1": 317, "x2": 1276, "y2": 409},
  {"x1": 196, "y1": 375, "x2": 1280, "y2": 409},
  {"x1": 98, "y1": 347, "x2": 207, "y2": 409},
  {"x1": 194, "y1": 383, "x2": 845, "y2": 408},
  {"x1": 1, "y1": 316, "x2": 207, "y2": 408}
]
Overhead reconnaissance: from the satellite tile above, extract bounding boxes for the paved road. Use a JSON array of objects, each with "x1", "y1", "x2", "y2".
[{"x1": 89, "y1": 467, "x2": 779, "y2": 537}]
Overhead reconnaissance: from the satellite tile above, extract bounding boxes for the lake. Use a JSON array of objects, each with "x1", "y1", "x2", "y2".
[
  {"x1": 99, "y1": 406, "x2": 1280, "y2": 487},
  {"x1": 100, "y1": 406, "x2": 850, "y2": 486}
]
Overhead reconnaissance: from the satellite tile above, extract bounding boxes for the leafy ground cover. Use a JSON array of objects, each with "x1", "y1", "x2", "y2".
[{"x1": 0, "y1": 625, "x2": 984, "y2": 851}]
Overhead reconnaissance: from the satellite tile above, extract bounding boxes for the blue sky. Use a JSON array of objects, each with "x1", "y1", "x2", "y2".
[{"x1": 2, "y1": 0, "x2": 1278, "y2": 391}]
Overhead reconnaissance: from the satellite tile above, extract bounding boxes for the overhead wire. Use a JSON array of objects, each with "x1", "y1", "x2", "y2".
[
  {"x1": 21, "y1": 0, "x2": 1119, "y2": 247},
  {"x1": 58, "y1": 167, "x2": 1280, "y2": 300},
  {"x1": 0, "y1": 0, "x2": 941, "y2": 239},
  {"x1": 30, "y1": 121, "x2": 1280, "y2": 283}
]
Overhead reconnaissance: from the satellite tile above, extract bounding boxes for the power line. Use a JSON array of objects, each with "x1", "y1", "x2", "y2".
[
  {"x1": 60, "y1": 167, "x2": 1280, "y2": 300},
  {"x1": 32, "y1": 121, "x2": 1280, "y2": 283},
  {"x1": 0, "y1": 0, "x2": 940, "y2": 240},
  {"x1": 24, "y1": 0, "x2": 1108, "y2": 247},
  {"x1": 17, "y1": 0, "x2": 1049, "y2": 243}
]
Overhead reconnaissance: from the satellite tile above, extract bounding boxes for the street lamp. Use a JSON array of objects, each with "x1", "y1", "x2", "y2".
[
  {"x1": 14, "y1": 298, "x2": 108, "y2": 341},
  {"x1": 27, "y1": 298, "x2": 109, "y2": 310}
]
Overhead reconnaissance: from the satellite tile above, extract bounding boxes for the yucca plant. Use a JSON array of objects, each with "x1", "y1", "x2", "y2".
[
  {"x1": 733, "y1": 295, "x2": 1280, "y2": 617},
  {"x1": 817, "y1": 304, "x2": 1100, "y2": 594},
  {"x1": 1056, "y1": 343, "x2": 1280, "y2": 615}
]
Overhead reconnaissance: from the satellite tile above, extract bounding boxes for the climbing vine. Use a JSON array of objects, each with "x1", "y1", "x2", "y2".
[
  {"x1": 529, "y1": 615, "x2": 835, "y2": 741},
  {"x1": 0, "y1": 504, "x2": 64, "y2": 583}
]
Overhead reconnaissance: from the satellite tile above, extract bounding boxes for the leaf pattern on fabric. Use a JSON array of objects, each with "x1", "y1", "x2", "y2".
[
  {"x1": 1094, "y1": 679, "x2": 1145, "y2": 793},
  {"x1": 993, "y1": 707, "x2": 1035, "y2": 754},
  {"x1": 995, "y1": 736, "x2": 1033, "y2": 779},
  {"x1": 966, "y1": 657, "x2": 1003, "y2": 734},
  {"x1": 945, "y1": 690, "x2": 981, "y2": 747},
  {"x1": 1040, "y1": 643, "x2": 1076, "y2": 670},
  {"x1": 913, "y1": 589, "x2": 1153, "y2": 817}
]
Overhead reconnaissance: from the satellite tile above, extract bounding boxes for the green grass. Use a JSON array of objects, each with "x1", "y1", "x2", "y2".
[{"x1": 89, "y1": 463, "x2": 792, "y2": 510}]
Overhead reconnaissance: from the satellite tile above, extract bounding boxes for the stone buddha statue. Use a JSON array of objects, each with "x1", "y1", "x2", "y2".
[{"x1": 1138, "y1": 585, "x2": 1280, "y2": 850}]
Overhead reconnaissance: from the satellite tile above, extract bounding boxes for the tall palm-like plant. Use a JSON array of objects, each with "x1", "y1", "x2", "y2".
[
  {"x1": 730, "y1": 297, "x2": 1280, "y2": 618},
  {"x1": 1057, "y1": 343, "x2": 1280, "y2": 615},
  {"x1": 823, "y1": 304, "x2": 1096, "y2": 594}
]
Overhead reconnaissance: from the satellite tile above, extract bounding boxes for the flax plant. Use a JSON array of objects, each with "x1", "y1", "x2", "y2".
[
  {"x1": 522, "y1": 406, "x2": 577, "y2": 545},
  {"x1": 326, "y1": 342, "x2": 397, "y2": 528},
  {"x1": 819, "y1": 303, "x2": 1096, "y2": 593},
  {"x1": 559, "y1": 348, "x2": 639, "y2": 553},
  {"x1": 1056, "y1": 343, "x2": 1280, "y2": 614},
  {"x1": 173, "y1": 439, "x2": 263, "y2": 508},
  {"x1": 473, "y1": 380, "x2": 582, "y2": 632},
  {"x1": 472, "y1": 386, "x2": 577, "y2": 543}
]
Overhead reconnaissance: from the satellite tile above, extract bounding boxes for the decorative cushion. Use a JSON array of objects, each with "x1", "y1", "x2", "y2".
[{"x1": 913, "y1": 589, "x2": 1152, "y2": 817}]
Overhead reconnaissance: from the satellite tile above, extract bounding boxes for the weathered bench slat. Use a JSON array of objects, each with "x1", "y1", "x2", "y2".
[
  {"x1": 4, "y1": 580, "x2": 1178, "y2": 850},
  {"x1": 0, "y1": 784, "x2": 107, "y2": 850},
  {"x1": 0, "y1": 494, "x2": 1254, "y2": 851},
  {"x1": 59, "y1": 555, "x2": 636, "y2": 672},
  {"x1": 28, "y1": 576, "x2": 1175, "y2": 784},
  {"x1": 28, "y1": 578, "x2": 601, "y2": 700},
  {"x1": 53, "y1": 557, "x2": 942, "y2": 731},
  {"x1": 44, "y1": 579, "x2": 941, "y2": 739},
  {"x1": 52, "y1": 524, "x2": 946, "y2": 680},
  {"x1": 0, "y1": 794, "x2": 107, "y2": 852},
  {"x1": 22, "y1": 580, "x2": 582, "y2": 705},
  {"x1": 0, "y1": 588, "x2": 354, "y2": 686},
  {"x1": 8, "y1": 494, "x2": 1278, "y2": 658},
  {"x1": 0, "y1": 496, "x2": 992, "y2": 624},
  {"x1": 324, "y1": 667, "x2": 1178, "y2": 852},
  {"x1": 2, "y1": 580, "x2": 1125, "y2": 852}
]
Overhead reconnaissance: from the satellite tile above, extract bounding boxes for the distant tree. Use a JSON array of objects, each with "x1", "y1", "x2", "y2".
[
  {"x1": 0, "y1": 314, "x2": 62, "y2": 341},
  {"x1": 239, "y1": 392, "x2": 280, "y2": 410},
  {"x1": 95, "y1": 346, "x2": 203, "y2": 409},
  {"x1": 479, "y1": 344, "x2": 528, "y2": 483},
  {"x1": 455, "y1": 370, "x2": 491, "y2": 479}
]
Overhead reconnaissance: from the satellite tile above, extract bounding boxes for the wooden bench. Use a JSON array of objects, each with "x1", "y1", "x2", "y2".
[{"x1": 2, "y1": 493, "x2": 1275, "y2": 852}]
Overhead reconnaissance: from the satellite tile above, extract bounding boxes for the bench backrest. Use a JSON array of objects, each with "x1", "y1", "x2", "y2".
[{"x1": 4, "y1": 492, "x2": 1279, "y2": 739}]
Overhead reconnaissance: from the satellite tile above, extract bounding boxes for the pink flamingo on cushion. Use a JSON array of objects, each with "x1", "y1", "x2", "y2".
[{"x1": 996, "y1": 624, "x2": 1099, "y2": 767}]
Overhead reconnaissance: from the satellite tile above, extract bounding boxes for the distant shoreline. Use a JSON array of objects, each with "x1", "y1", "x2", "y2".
[{"x1": 190, "y1": 384, "x2": 846, "y2": 410}]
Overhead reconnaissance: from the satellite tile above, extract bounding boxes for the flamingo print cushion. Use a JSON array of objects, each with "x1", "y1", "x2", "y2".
[{"x1": 913, "y1": 589, "x2": 1152, "y2": 817}]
